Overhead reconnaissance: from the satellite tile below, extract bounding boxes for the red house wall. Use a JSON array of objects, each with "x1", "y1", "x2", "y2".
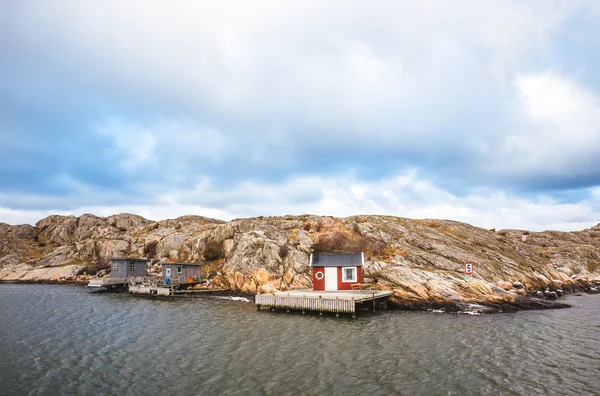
[
  {"x1": 312, "y1": 267, "x2": 325, "y2": 291},
  {"x1": 337, "y1": 267, "x2": 362, "y2": 290}
]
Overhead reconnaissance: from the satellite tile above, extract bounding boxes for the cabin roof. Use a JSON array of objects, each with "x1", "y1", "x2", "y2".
[
  {"x1": 161, "y1": 262, "x2": 204, "y2": 266},
  {"x1": 108, "y1": 257, "x2": 150, "y2": 263},
  {"x1": 310, "y1": 253, "x2": 363, "y2": 267}
]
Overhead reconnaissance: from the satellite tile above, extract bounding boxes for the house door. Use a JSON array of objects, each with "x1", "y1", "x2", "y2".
[
  {"x1": 118, "y1": 264, "x2": 127, "y2": 278},
  {"x1": 165, "y1": 267, "x2": 172, "y2": 278},
  {"x1": 325, "y1": 267, "x2": 337, "y2": 291}
]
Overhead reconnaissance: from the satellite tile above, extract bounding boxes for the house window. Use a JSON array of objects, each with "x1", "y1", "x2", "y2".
[
  {"x1": 112, "y1": 262, "x2": 118, "y2": 271},
  {"x1": 129, "y1": 262, "x2": 136, "y2": 271},
  {"x1": 342, "y1": 267, "x2": 357, "y2": 282},
  {"x1": 177, "y1": 266, "x2": 183, "y2": 275}
]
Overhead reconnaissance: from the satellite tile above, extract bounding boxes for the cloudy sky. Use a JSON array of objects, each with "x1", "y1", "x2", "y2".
[{"x1": 1, "y1": 1, "x2": 600, "y2": 230}]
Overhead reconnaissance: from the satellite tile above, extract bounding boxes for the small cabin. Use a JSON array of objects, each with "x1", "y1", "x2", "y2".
[
  {"x1": 162, "y1": 262, "x2": 203, "y2": 284},
  {"x1": 310, "y1": 253, "x2": 363, "y2": 291},
  {"x1": 109, "y1": 258, "x2": 149, "y2": 278}
]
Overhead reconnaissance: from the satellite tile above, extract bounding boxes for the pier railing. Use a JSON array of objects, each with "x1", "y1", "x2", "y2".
[{"x1": 255, "y1": 294, "x2": 355, "y2": 313}]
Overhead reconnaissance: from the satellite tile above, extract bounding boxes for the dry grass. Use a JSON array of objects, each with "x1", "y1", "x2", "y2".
[
  {"x1": 203, "y1": 240, "x2": 224, "y2": 261},
  {"x1": 203, "y1": 258, "x2": 225, "y2": 276},
  {"x1": 143, "y1": 241, "x2": 158, "y2": 258},
  {"x1": 413, "y1": 219, "x2": 456, "y2": 234},
  {"x1": 588, "y1": 259, "x2": 600, "y2": 273},
  {"x1": 383, "y1": 246, "x2": 408, "y2": 258},
  {"x1": 312, "y1": 230, "x2": 384, "y2": 259}
]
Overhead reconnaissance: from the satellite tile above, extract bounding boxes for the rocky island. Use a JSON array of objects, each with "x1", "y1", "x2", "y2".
[{"x1": 1, "y1": 213, "x2": 599, "y2": 312}]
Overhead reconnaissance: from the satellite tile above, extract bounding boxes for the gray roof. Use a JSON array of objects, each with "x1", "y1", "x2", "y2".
[
  {"x1": 161, "y1": 262, "x2": 204, "y2": 266},
  {"x1": 108, "y1": 257, "x2": 150, "y2": 262},
  {"x1": 311, "y1": 253, "x2": 363, "y2": 267}
]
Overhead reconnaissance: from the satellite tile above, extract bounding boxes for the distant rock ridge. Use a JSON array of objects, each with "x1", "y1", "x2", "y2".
[{"x1": 1, "y1": 213, "x2": 599, "y2": 311}]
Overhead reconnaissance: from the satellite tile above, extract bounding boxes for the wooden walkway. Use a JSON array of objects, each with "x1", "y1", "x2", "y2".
[
  {"x1": 87, "y1": 277, "x2": 129, "y2": 289},
  {"x1": 129, "y1": 285, "x2": 172, "y2": 296},
  {"x1": 129, "y1": 284, "x2": 230, "y2": 297},
  {"x1": 255, "y1": 289, "x2": 392, "y2": 318}
]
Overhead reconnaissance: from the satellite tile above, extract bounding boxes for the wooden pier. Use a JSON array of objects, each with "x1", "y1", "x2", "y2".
[
  {"x1": 129, "y1": 285, "x2": 230, "y2": 296},
  {"x1": 255, "y1": 289, "x2": 392, "y2": 318},
  {"x1": 129, "y1": 284, "x2": 172, "y2": 296},
  {"x1": 87, "y1": 277, "x2": 129, "y2": 289}
]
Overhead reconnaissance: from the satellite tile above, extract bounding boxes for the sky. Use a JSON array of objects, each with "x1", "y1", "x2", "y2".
[{"x1": 1, "y1": 0, "x2": 600, "y2": 231}]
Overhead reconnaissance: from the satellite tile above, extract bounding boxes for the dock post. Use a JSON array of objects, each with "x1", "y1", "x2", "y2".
[
  {"x1": 352, "y1": 297, "x2": 356, "y2": 319},
  {"x1": 257, "y1": 304, "x2": 261, "y2": 311},
  {"x1": 372, "y1": 291, "x2": 376, "y2": 312},
  {"x1": 319, "y1": 294, "x2": 322, "y2": 317}
]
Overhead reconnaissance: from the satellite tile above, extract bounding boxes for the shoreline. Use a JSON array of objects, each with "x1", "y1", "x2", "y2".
[{"x1": 3, "y1": 279, "x2": 595, "y2": 313}]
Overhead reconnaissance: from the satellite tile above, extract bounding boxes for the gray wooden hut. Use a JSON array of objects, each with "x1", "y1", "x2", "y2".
[
  {"x1": 162, "y1": 262, "x2": 203, "y2": 284},
  {"x1": 109, "y1": 258, "x2": 149, "y2": 278}
]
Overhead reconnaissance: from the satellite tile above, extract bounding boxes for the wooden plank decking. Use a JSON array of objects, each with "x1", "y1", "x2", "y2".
[
  {"x1": 87, "y1": 277, "x2": 129, "y2": 288},
  {"x1": 255, "y1": 289, "x2": 392, "y2": 317},
  {"x1": 129, "y1": 285, "x2": 171, "y2": 296},
  {"x1": 129, "y1": 285, "x2": 230, "y2": 296}
]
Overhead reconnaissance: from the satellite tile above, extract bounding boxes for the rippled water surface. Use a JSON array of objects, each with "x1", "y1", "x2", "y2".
[{"x1": 0, "y1": 285, "x2": 599, "y2": 395}]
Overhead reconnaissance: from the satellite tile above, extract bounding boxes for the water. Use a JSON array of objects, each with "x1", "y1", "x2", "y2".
[{"x1": 0, "y1": 285, "x2": 598, "y2": 396}]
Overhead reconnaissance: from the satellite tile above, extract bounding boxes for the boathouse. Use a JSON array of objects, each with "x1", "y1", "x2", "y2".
[
  {"x1": 310, "y1": 253, "x2": 363, "y2": 291},
  {"x1": 109, "y1": 258, "x2": 149, "y2": 278},
  {"x1": 162, "y1": 262, "x2": 203, "y2": 284}
]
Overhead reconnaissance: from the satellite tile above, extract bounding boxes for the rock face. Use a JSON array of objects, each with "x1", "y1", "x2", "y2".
[{"x1": 1, "y1": 213, "x2": 599, "y2": 310}]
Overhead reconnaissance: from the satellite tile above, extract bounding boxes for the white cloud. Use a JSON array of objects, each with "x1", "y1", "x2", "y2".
[
  {"x1": 0, "y1": 207, "x2": 55, "y2": 226},
  {"x1": 2, "y1": 1, "x2": 600, "y2": 230},
  {"x1": 1, "y1": 170, "x2": 598, "y2": 230},
  {"x1": 493, "y1": 72, "x2": 600, "y2": 176},
  {"x1": 98, "y1": 119, "x2": 158, "y2": 171},
  {"x1": 97, "y1": 118, "x2": 229, "y2": 174},
  {"x1": 8, "y1": 1, "x2": 584, "y2": 132},
  {"x1": 5, "y1": 1, "x2": 598, "y2": 176}
]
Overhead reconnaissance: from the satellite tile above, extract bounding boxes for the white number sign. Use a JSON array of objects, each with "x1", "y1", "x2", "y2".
[{"x1": 464, "y1": 262, "x2": 473, "y2": 275}]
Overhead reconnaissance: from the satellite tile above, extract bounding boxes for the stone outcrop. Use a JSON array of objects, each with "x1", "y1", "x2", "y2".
[{"x1": 1, "y1": 213, "x2": 599, "y2": 310}]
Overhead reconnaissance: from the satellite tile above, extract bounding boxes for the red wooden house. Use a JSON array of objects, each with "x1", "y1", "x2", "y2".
[{"x1": 310, "y1": 253, "x2": 364, "y2": 291}]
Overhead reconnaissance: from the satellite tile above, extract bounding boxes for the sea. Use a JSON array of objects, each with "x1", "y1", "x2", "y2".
[{"x1": 0, "y1": 284, "x2": 598, "y2": 395}]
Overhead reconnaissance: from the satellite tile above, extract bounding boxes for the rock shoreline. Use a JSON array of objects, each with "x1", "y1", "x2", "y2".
[
  {"x1": 3, "y1": 278, "x2": 597, "y2": 314},
  {"x1": 0, "y1": 279, "x2": 89, "y2": 285},
  {"x1": 388, "y1": 295, "x2": 573, "y2": 313}
]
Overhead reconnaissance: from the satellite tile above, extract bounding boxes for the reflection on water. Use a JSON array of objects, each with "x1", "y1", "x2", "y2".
[{"x1": 0, "y1": 284, "x2": 598, "y2": 395}]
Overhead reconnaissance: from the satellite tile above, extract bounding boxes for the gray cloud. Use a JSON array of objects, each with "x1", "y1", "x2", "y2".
[{"x1": 1, "y1": 1, "x2": 600, "y2": 227}]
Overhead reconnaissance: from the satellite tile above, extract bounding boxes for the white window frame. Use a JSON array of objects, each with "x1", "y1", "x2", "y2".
[
  {"x1": 177, "y1": 266, "x2": 183, "y2": 275},
  {"x1": 342, "y1": 267, "x2": 357, "y2": 283},
  {"x1": 129, "y1": 262, "x2": 136, "y2": 271},
  {"x1": 112, "y1": 262, "x2": 118, "y2": 271}
]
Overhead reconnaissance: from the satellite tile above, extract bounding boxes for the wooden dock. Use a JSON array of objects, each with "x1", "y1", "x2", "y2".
[
  {"x1": 129, "y1": 284, "x2": 230, "y2": 297},
  {"x1": 129, "y1": 285, "x2": 172, "y2": 296},
  {"x1": 87, "y1": 277, "x2": 129, "y2": 289},
  {"x1": 173, "y1": 288, "x2": 230, "y2": 294},
  {"x1": 255, "y1": 289, "x2": 392, "y2": 318}
]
